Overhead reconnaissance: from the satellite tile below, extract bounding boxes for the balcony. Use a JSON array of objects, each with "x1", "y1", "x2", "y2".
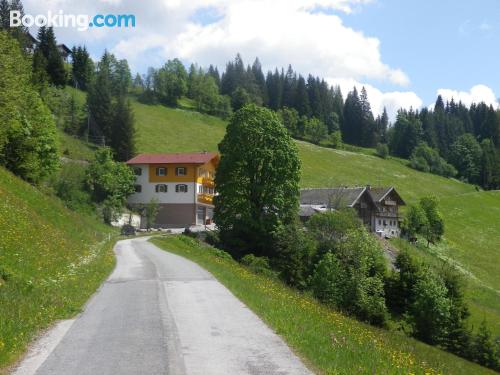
[
  {"x1": 197, "y1": 193, "x2": 214, "y2": 205},
  {"x1": 202, "y1": 177, "x2": 215, "y2": 188}
]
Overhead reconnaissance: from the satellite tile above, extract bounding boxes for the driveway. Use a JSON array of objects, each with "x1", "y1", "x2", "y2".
[{"x1": 14, "y1": 237, "x2": 312, "y2": 375}]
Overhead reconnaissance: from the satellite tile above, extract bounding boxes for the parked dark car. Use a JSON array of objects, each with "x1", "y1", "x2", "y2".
[{"x1": 121, "y1": 224, "x2": 136, "y2": 236}]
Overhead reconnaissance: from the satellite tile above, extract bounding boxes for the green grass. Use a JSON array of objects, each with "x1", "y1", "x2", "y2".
[
  {"x1": 58, "y1": 129, "x2": 98, "y2": 161},
  {"x1": 128, "y1": 97, "x2": 500, "y2": 335},
  {"x1": 132, "y1": 97, "x2": 226, "y2": 153},
  {"x1": 151, "y1": 235, "x2": 496, "y2": 375},
  {"x1": 0, "y1": 167, "x2": 116, "y2": 370}
]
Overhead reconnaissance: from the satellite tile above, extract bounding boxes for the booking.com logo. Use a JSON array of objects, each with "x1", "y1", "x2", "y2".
[{"x1": 10, "y1": 10, "x2": 136, "y2": 31}]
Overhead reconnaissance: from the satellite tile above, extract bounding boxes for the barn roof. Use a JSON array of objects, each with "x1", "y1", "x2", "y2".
[
  {"x1": 300, "y1": 187, "x2": 367, "y2": 208},
  {"x1": 126, "y1": 152, "x2": 218, "y2": 165}
]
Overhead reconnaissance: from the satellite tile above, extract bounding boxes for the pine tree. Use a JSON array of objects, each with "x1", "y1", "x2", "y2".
[
  {"x1": 111, "y1": 95, "x2": 135, "y2": 161},
  {"x1": 295, "y1": 75, "x2": 309, "y2": 116},
  {"x1": 0, "y1": 0, "x2": 10, "y2": 30},
  {"x1": 342, "y1": 87, "x2": 362, "y2": 145},
  {"x1": 36, "y1": 26, "x2": 66, "y2": 86},
  {"x1": 251, "y1": 58, "x2": 267, "y2": 104},
  {"x1": 359, "y1": 86, "x2": 376, "y2": 147},
  {"x1": 71, "y1": 45, "x2": 94, "y2": 90},
  {"x1": 282, "y1": 65, "x2": 296, "y2": 109},
  {"x1": 207, "y1": 64, "x2": 220, "y2": 88},
  {"x1": 87, "y1": 51, "x2": 114, "y2": 142}
]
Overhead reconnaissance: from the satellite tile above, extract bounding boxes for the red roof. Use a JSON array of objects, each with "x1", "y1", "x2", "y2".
[{"x1": 126, "y1": 152, "x2": 218, "y2": 165}]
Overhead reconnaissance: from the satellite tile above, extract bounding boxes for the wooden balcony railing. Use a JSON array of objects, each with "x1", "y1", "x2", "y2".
[{"x1": 197, "y1": 193, "x2": 214, "y2": 205}]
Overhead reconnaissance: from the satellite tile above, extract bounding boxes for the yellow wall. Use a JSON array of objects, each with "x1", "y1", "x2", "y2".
[
  {"x1": 148, "y1": 156, "x2": 219, "y2": 183},
  {"x1": 149, "y1": 164, "x2": 197, "y2": 183}
]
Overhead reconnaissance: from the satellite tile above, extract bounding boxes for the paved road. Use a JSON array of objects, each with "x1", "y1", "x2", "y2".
[{"x1": 20, "y1": 237, "x2": 312, "y2": 375}]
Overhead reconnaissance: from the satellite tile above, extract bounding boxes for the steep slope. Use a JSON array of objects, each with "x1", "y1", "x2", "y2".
[
  {"x1": 130, "y1": 97, "x2": 500, "y2": 334},
  {"x1": 0, "y1": 167, "x2": 115, "y2": 369}
]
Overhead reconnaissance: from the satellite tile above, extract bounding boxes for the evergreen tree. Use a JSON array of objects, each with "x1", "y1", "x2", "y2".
[
  {"x1": 251, "y1": 58, "x2": 266, "y2": 104},
  {"x1": 342, "y1": 87, "x2": 362, "y2": 144},
  {"x1": 282, "y1": 65, "x2": 297, "y2": 109},
  {"x1": 111, "y1": 95, "x2": 135, "y2": 162},
  {"x1": 36, "y1": 26, "x2": 66, "y2": 86},
  {"x1": 266, "y1": 69, "x2": 283, "y2": 110},
  {"x1": 0, "y1": 0, "x2": 11, "y2": 30},
  {"x1": 207, "y1": 64, "x2": 220, "y2": 87},
  {"x1": 480, "y1": 139, "x2": 500, "y2": 189},
  {"x1": 87, "y1": 51, "x2": 114, "y2": 141},
  {"x1": 71, "y1": 45, "x2": 94, "y2": 90},
  {"x1": 295, "y1": 75, "x2": 309, "y2": 116},
  {"x1": 359, "y1": 86, "x2": 376, "y2": 147}
]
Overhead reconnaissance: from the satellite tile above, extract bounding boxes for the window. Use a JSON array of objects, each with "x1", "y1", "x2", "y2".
[
  {"x1": 156, "y1": 167, "x2": 166, "y2": 176},
  {"x1": 133, "y1": 167, "x2": 142, "y2": 176},
  {"x1": 383, "y1": 220, "x2": 387, "y2": 226},
  {"x1": 155, "y1": 184, "x2": 168, "y2": 193},
  {"x1": 175, "y1": 184, "x2": 188, "y2": 193},
  {"x1": 378, "y1": 219, "x2": 381, "y2": 225},
  {"x1": 176, "y1": 167, "x2": 187, "y2": 176},
  {"x1": 134, "y1": 185, "x2": 142, "y2": 193}
]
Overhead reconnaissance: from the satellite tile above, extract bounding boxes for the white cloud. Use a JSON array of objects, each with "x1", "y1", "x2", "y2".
[
  {"x1": 22, "y1": 0, "x2": 408, "y2": 87},
  {"x1": 166, "y1": 0, "x2": 409, "y2": 86},
  {"x1": 435, "y1": 85, "x2": 499, "y2": 108}
]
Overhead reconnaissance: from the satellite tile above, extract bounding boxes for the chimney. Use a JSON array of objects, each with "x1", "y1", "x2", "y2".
[{"x1": 366, "y1": 184, "x2": 371, "y2": 191}]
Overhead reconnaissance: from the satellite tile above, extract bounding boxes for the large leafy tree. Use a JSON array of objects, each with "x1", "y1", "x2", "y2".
[
  {"x1": 0, "y1": 31, "x2": 59, "y2": 183},
  {"x1": 154, "y1": 58, "x2": 187, "y2": 105},
  {"x1": 214, "y1": 105, "x2": 301, "y2": 257}
]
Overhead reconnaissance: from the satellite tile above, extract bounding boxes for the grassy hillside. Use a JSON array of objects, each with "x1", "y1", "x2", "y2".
[
  {"x1": 152, "y1": 235, "x2": 496, "y2": 375},
  {"x1": 129, "y1": 97, "x2": 500, "y2": 335},
  {"x1": 0, "y1": 167, "x2": 116, "y2": 370}
]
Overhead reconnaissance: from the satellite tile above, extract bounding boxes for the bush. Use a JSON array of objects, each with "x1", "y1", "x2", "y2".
[
  {"x1": 241, "y1": 254, "x2": 276, "y2": 277},
  {"x1": 409, "y1": 143, "x2": 457, "y2": 178},
  {"x1": 376, "y1": 143, "x2": 389, "y2": 159},
  {"x1": 47, "y1": 162, "x2": 93, "y2": 214},
  {"x1": 310, "y1": 228, "x2": 388, "y2": 326},
  {"x1": 271, "y1": 223, "x2": 315, "y2": 288},
  {"x1": 205, "y1": 229, "x2": 220, "y2": 247},
  {"x1": 409, "y1": 273, "x2": 452, "y2": 345}
]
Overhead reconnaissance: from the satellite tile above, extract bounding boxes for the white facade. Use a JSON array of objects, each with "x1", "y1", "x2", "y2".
[{"x1": 373, "y1": 216, "x2": 401, "y2": 238}]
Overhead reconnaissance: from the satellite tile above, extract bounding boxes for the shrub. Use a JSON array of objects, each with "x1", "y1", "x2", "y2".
[
  {"x1": 409, "y1": 143, "x2": 457, "y2": 178},
  {"x1": 310, "y1": 228, "x2": 388, "y2": 326},
  {"x1": 409, "y1": 273, "x2": 452, "y2": 345},
  {"x1": 376, "y1": 143, "x2": 389, "y2": 159},
  {"x1": 271, "y1": 223, "x2": 316, "y2": 288},
  {"x1": 241, "y1": 254, "x2": 276, "y2": 277},
  {"x1": 205, "y1": 229, "x2": 220, "y2": 247}
]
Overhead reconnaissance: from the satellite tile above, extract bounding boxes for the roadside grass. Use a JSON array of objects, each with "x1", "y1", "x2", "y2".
[
  {"x1": 151, "y1": 235, "x2": 496, "y2": 375},
  {"x1": 0, "y1": 167, "x2": 116, "y2": 370}
]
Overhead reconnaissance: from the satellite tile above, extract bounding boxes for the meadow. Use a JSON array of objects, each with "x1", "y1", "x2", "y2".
[
  {"x1": 152, "y1": 235, "x2": 496, "y2": 375},
  {"x1": 0, "y1": 167, "x2": 116, "y2": 371},
  {"x1": 130, "y1": 97, "x2": 500, "y2": 334}
]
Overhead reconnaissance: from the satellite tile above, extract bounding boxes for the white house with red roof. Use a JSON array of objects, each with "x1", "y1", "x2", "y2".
[{"x1": 126, "y1": 152, "x2": 219, "y2": 228}]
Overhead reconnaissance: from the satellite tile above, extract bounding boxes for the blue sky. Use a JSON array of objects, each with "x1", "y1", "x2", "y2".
[
  {"x1": 340, "y1": 0, "x2": 500, "y2": 104},
  {"x1": 23, "y1": 0, "x2": 500, "y2": 118}
]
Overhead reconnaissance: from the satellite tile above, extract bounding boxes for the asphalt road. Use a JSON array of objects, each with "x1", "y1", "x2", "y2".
[{"x1": 19, "y1": 237, "x2": 312, "y2": 375}]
